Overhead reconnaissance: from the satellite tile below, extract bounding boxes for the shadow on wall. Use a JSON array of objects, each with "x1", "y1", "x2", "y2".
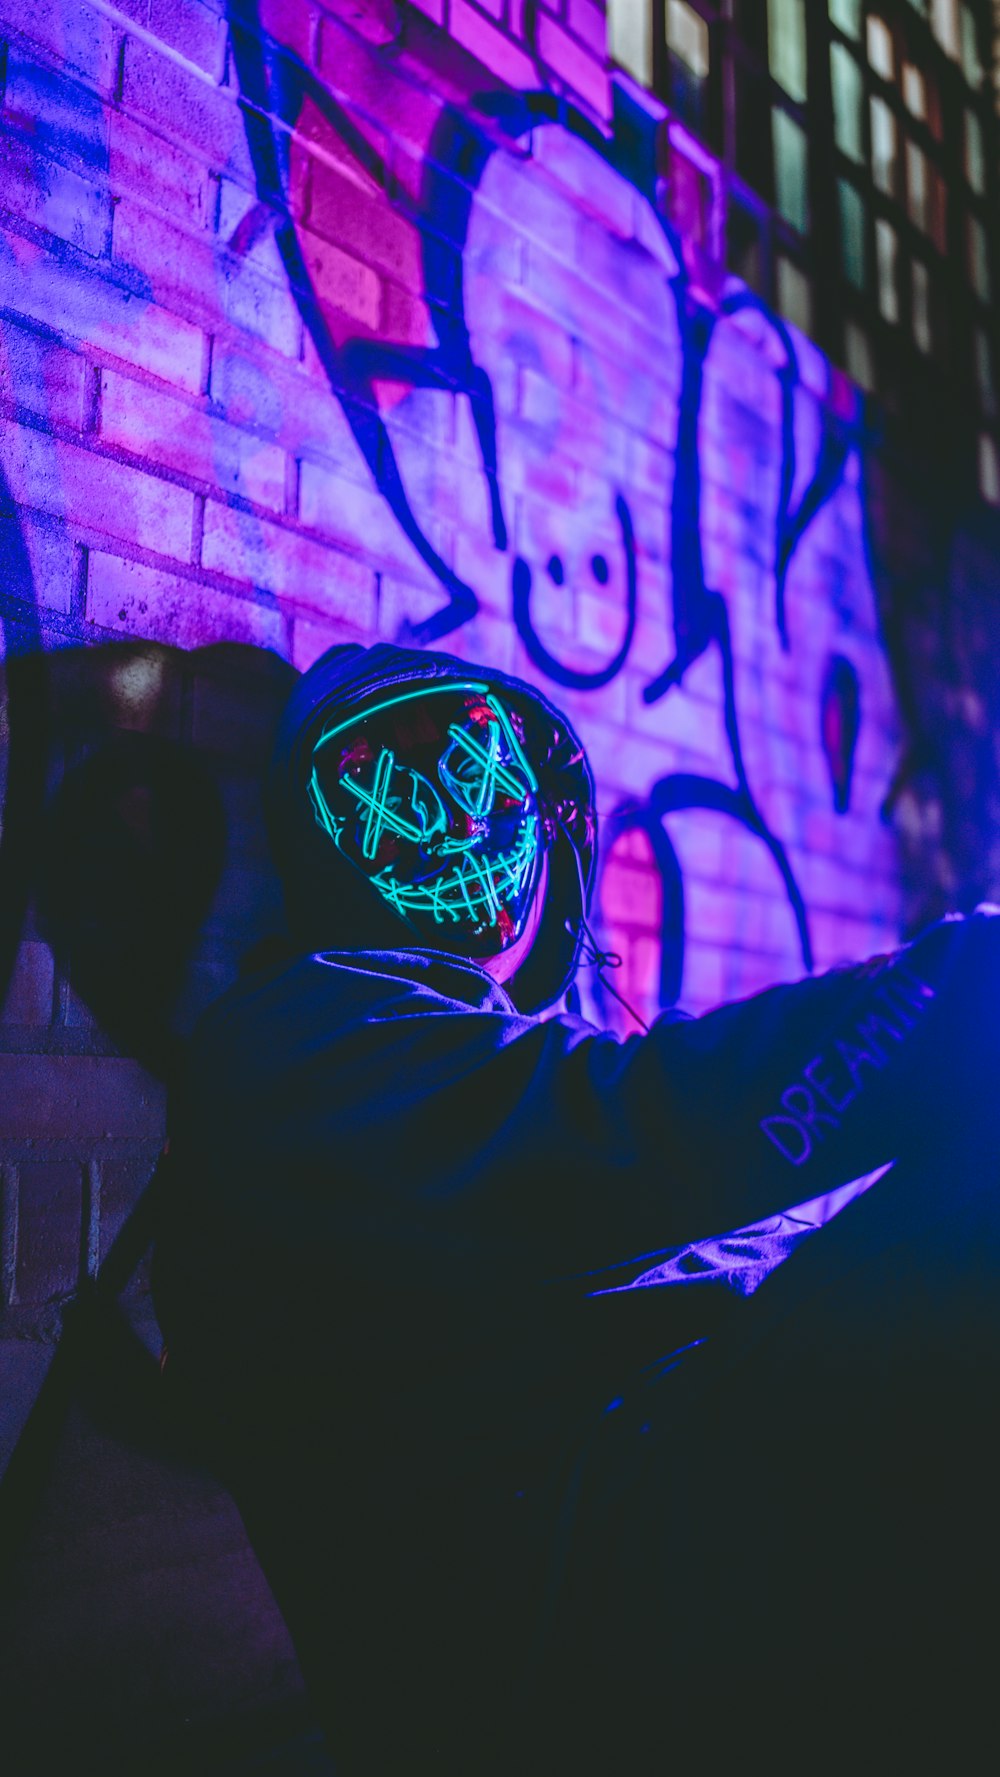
[
  {"x1": 1, "y1": 639, "x2": 295, "y2": 1072},
  {"x1": 0, "y1": 639, "x2": 331, "y2": 1773}
]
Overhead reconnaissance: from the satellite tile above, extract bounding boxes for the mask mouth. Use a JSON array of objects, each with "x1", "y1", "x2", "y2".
[{"x1": 306, "y1": 681, "x2": 545, "y2": 958}]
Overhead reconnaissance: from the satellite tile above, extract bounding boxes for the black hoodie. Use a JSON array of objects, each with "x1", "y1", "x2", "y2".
[{"x1": 153, "y1": 645, "x2": 1000, "y2": 1773}]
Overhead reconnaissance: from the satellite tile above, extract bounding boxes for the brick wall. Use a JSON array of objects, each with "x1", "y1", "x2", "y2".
[
  {"x1": 0, "y1": 0, "x2": 992, "y2": 1750},
  {"x1": 0, "y1": 0, "x2": 902, "y2": 1373}
]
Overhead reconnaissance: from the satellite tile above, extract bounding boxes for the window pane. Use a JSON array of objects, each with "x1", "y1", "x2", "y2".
[
  {"x1": 969, "y1": 216, "x2": 991, "y2": 301},
  {"x1": 902, "y1": 62, "x2": 926, "y2": 118},
  {"x1": 906, "y1": 0, "x2": 928, "y2": 15},
  {"x1": 960, "y1": 6, "x2": 983, "y2": 86},
  {"x1": 829, "y1": 0, "x2": 861, "y2": 38},
  {"x1": 867, "y1": 16, "x2": 894, "y2": 80},
  {"x1": 667, "y1": 3, "x2": 717, "y2": 143},
  {"x1": 667, "y1": 1, "x2": 710, "y2": 77},
  {"x1": 776, "y1": 255, "x2": 812, "y2": 333},
  {"x1": 931, "y1": 0, "x2": 960, "y2": 59},
  {"x1": 876, "y1": 219, "x2": 899, "y2": 321},
  {"x1": 975, "y1": 329, "x2": 997, "y2": 417},
  {"x1": 838, "y1": 179, "x2": 866, "y2": 286},
  {"x1": 772, "y1": 107, "x2": 809, "y2": 231},
  {"x1": 870, "y1": 97, "x2": 897, "y2": 195},
  {"x1": 964, "y1": 110, "x2": 985, "y2": 193},
  {"x1": 978, "y1": 434, "x2": 1000, "y2": 506},
  {"x1": 768, "y1": 0, "x2": 807, "y2": 103},
  {"x1": 845, "y1": 320, "x2": 874, "y2": 389},
  {"x1": 906, "y1": 140, "x2": 929, "y2": 230},
  {"x1": 608, "y1": 0, "x2": 653, "y2": 85},
  {"x1": 911, "y1": 259, "x2": 932, "y2": 352},
  {"x1": 831, "y1": 45, "x2": 864, "y2": 162}
]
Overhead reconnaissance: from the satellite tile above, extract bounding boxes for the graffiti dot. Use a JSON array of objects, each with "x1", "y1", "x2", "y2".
[
  {"x1": 547, "y1": 554, "x2": 565, "y2": 586},
  {"x1": 591, "y1": 553, "x2": 609, "y2": 585}
]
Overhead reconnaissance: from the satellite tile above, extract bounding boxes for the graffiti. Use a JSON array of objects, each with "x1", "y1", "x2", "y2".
[{"x1": 224, "y1": 0, "x2": 900, "y2": 1013}]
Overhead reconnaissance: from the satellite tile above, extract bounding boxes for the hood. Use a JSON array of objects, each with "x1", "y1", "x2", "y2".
[{"x1": 268, "y1": 642, "x2": 596, "y2": 1014}]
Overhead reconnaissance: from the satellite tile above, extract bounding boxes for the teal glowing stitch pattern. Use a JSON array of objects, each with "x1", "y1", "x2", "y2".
[{"x1": 306, "y1": 683, "x2": 542, "y2": 952}]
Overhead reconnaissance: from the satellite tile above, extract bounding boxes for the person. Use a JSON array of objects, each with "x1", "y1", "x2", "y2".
[{"x1": 152, "y1": 643, "x2": 1000, "y2": 1775}]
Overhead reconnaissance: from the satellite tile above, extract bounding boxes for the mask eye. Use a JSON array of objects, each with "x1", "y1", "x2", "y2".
[
  {"x1": 339, "y1": 750, "x2": 446, "y2": 858},
  {"x1": 439, "y1": 716, "x2": 527, "y2": 819}
]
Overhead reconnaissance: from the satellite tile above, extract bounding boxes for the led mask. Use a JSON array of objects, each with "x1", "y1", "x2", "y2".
[{"x1": 307, "y1": 682, "x2": 544, "y2": 957}]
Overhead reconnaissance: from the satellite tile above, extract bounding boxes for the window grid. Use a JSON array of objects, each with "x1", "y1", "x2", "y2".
[{"x1": 615, "y1": 0, "x2": 1000, "y2": 502}]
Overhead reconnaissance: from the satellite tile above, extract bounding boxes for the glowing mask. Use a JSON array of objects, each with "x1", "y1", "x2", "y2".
[{"x1": 307, "y1": 682, "x2": 543, "y2": 957}]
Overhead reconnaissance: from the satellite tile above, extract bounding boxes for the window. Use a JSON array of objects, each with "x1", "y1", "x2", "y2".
[
  {"x1": 906, "y1": 140, "x2": 929, "y2": 231},
  {"x1": 772, "y1": 107, "x2": 809, "y2": 230},
  {"x1": 838, "y1": 179, "x2": 867, "y2": 286},
  {"x1": 876, "y1": 218, "x2": 899, "y2": 321},
  {"x1": 608, "y1": 0, "x2": 653, "y2": 85},
  {"x1": 776, "y1": 254, "x2": 812, "y2": 332},
  {"x1": 978, "y1": 433, "x2": 1000, "y2": 506},
  {"x1": 845, "y1": 319, "x2": 875, "y2": 389},
  {"x1": 867, "y1": 16, "x2": 894, "y2": 80},
  {"x1": 768, "y1": 0, "x2": 807, "y2": 103},
  {"x1": 667, "y1": 1, "x2": 710, "y2": 78},
  {"x1": 969, "y1": 216, "x2": 991, "y2": 301},
  {"x1": 930, "y1": 0, "x2": 960, "y2": 59},
  {"x1": 964, "y1": 110, "x2": 985, "y2": 193},
  {"x1": 870, "y1": 96, "x2": 897, "y2": 195},
  {"x1": 829, "y1": 0, "x2": 861, "y2": 38},
  {"x1": 665, "y1": 5, "x2": 716, "y2": 142},
  {"x1": 730, "y1": 1, "x2": 769, "y2": 55},
  {"x1": 831, "y1": 44, "x2": 864, "y2": 162},
  {"x1": 974, "y1": 329, "x2": 997, "y2": 417},
  {"x1": 902, "y1": 62, "x2": 926, "y2": 119},
  {"x1": 911, "y1": 258, "x2": 932, "y2": 352},
  {"x1": 959, "y1": 5, "x2": 983, "y2": 86}
]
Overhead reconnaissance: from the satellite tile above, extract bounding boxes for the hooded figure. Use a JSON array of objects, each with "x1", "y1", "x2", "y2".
[{"x1": 154, "y1": 645, "x2": 1000, "y2": 1775}]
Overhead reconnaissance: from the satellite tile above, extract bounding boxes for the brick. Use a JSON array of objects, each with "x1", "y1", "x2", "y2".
[
  {"x1": 119, "y1": 36, "x2": 253, "y2": 182},
  {"x1": 112, "y1": 201, "x2": 301, "y2": 358},
  {"x1": 112, "y1": 0, "x2": 229, "y2": 79},
  {"x1": 567, "y1": 0, "x2": 607, "y2": 57},
  {"x1": 100, "y1": 369, "x2": 287, "y2": 510},
  {"x1": 299, "y1": 455, "x2": 453, "y2": 583},
  {"x1": 319, "y1": 0, "x2": 401, "y2": 45},
  {"x1": 531, "y1": 125, "x2": 632, "y2": 235},
  {"x1": 97, "y1": 1152, "x2": 161, "y2": 1268},
  {"x1": 307, "y1": 158, "x2": 424, "y2": 294},
  {"x1": 14, "y1": 509, "x2": 78, "y2": 616},
  {"x1": 450, "y1": 0, "x2": 539, "y2": 87},
  {"x1": 0, "y1": 322, "x2": 87, "y2": 432},
  {"x1": 292, "y1": 609, "x2": 376, "y2": 669},
  {"x1": 108, "y1": 111, "x2": 214, "y2": 233},
  {"x1": 202, "y1": 499, "x2": 376, "y2": 622},
  {"x1": 257, "y1": 0, "x2": 317, "y2": 62},
  {"x1": 4, "y1": 49, "x2": 110, "y2": 171},
  {"x1": 0, "y1": 1055, "x2": 166, "y2": 1140},
  {"x1": 0, "y1": 134, "x2": 111, "y2": 259},
  {"x1": 0, "y1": 0, "x2": 120, "y2": 95},
  {"x1": 0, "y1": 421, "x2": 193, "y2": 558},
  {"x1": 209, "y1": 338, "x2": 368, "y2": 477},
  {"x1": 1, "y1": 940, "x2": 55, "y2": 1025},
  {"x1": 86, "y1": 551, "x2": 287, "y2": 652},
  {"x1": 0, "y1": 227, "x2": 205, "y2": 394},
  {"x1": 537, "y1": 14, "x2": 610, "y2": 118},
  {"x1": 405, "y1": 0, "x2": 444, "y2": 20},
  {"x1": 12, "y1": 1160, "x2": 83, "y2": 1304},
  {"x1": 296, "y1": 225, "x2": 382, "y2": 341}
]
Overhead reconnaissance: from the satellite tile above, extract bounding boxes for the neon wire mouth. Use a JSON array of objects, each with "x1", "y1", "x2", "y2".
[{"x1": 372, "y1": 817, "x2": 538, "y2": 927}]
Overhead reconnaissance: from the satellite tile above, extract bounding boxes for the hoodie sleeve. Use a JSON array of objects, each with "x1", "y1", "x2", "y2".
[{"x1": 510, "y1": 908, "x2": 1000, "y2": 1278}]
